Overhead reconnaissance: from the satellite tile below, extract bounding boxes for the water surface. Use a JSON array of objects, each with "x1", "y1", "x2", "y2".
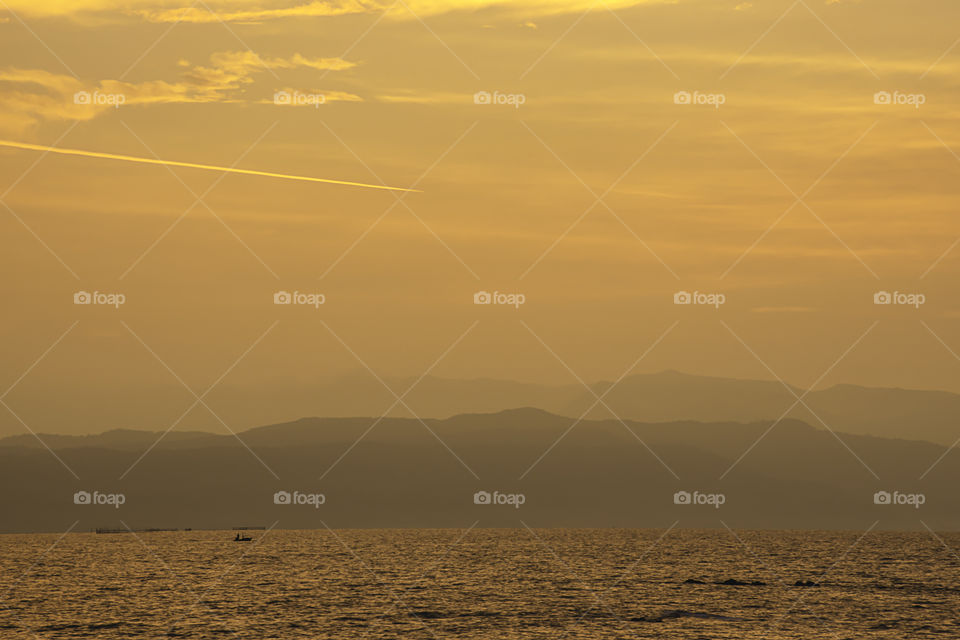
[{"x1": 2, "y1": 528, "x2": 958, "y2": 638}]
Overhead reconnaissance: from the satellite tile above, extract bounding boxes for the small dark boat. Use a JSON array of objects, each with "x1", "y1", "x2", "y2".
[{"x1": 233, "y1": 533, "x2": 252, "y2": 542}]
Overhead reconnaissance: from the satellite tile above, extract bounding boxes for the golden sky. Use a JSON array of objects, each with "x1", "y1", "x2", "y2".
[{"x1": 1, "y1": 0, "x2": 959, "y2": 434}]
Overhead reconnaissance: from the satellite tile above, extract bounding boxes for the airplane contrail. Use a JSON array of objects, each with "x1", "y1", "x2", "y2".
[{"x1": 0, "y1": 139, "x2": 419, "y2": 193}]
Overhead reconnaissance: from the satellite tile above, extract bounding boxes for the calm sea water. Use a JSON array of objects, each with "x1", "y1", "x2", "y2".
[{"x1": 1, "y1": 528, "x2": 958, "y2": 638}]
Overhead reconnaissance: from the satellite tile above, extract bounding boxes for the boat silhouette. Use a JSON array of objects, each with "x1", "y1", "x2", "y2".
[{"x1": 233, "y1": 533, "x2": 252, "y2": 542}]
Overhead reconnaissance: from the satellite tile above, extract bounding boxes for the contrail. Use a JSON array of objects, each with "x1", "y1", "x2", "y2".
[{"x1": 0, "y1": 139, "x2": 419, "y2": 193}]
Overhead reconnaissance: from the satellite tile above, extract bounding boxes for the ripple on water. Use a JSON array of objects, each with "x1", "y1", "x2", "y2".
[{"x1": 1, "y1": 528, "x2": 959, "y2": 639}]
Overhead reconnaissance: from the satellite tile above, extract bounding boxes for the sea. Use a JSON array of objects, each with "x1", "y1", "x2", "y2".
[{"x1": 1, "y1": 528, "x2": 958, "y2": 638}]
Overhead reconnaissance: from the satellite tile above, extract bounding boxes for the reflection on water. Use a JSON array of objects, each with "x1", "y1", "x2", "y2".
[{"x1": 1, "y1": 528, "x2": 958, "y2": 638}]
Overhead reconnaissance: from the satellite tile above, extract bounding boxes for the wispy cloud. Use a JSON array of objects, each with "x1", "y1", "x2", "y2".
[
  {"x1": 178, "y1": 51, "x2": 355, "y2": 99},
  {"x1": 138, "y1": 0, "x2": 368, "y2": 23},
  {"x1": 376, "y1": 90, "x2": 469, "y2": 105},
  {"x1": 2, "y1": 0, "x2": 669, "y2": 22},
  {"x1": 0, "y1": 51, "x2": 356, "y2": 132},
  {"x1": 265, "y1": 88, "x2": 363, "y2": 104},
  {"x1": 751, "y1": 306, "x2": 818, "y2": 314}
]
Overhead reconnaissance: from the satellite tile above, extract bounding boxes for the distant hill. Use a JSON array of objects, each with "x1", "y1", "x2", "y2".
[
  {"x1": 0, "y1": 409, "x2": 955, "y2": 533},
  {"x1": 572, "y1": 371, "x2": 960, "y2": 446},
  {"x1": 0, "y1": 429, "x2": 216, "y2": 451},
  {"x1": 5, "y1": 371, "x2": 958, "y2": 445}
]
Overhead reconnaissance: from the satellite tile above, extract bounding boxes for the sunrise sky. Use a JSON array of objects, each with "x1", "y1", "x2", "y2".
[{"x1": 1, "y1": 0, "x2": 959, "y2": 435}]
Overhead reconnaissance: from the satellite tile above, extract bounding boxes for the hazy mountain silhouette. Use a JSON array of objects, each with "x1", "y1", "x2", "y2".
[
  {"x1": 7, "y1": 371, "x2": 960, "y2": 445},
  {"x1": 1, "y1": 408, "x2": 955, "y2": 533},
  {"x1": 0, "y1": 429, "x2": 215, "y2": 451},
  {"x1": 570, "y1": 371, "x2": 960, "y2": 446}
]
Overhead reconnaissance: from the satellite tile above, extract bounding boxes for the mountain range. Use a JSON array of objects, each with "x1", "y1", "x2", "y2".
[
  {"x1": 5, "y1": 370, "x2": 959, "y2": 445},
  {"x1": 1, "y1": 404, "x2": 957, "y2": 533}
]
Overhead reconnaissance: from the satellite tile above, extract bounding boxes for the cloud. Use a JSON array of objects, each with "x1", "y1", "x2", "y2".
[
  {"x1": 137, "y1": 0, "x2": 368, "y2": 24},
  {"x1": 575, "y1": 45, "x2": 960, "y2": 78},
  {"x1": 0, "y1": 51, "x2": 356, "y2": 133},
  {"x1": 266, "y1": 88, "x2": 363, "y2": 105},
  {"x1": 177, "y1": 51, "x2": 356, "y2": 100},
  {"x1": 391, "y1": 0, "x2": 665, "y2": 19},
  {"x1": 1, "y1": 0, "x2": 668, "y2": 22},
  {"x1": 376, "y1": 91, "x2": 470, "y2": 105},
  {"x1": 751, "y1": 306, "x2": 818, "y2": 314},
  {"x1": 0, "y1": 0, "x2": 364, "y2": 20},
  {"x1": 0, "y1": 69, "x2": 107, "y2": 132}
]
